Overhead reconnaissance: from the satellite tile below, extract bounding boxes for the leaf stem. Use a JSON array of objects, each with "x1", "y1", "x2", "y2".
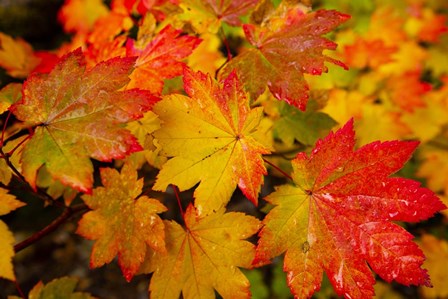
[
  {"x1": 1, "y1": 110, "x2": 13, "y2": 146},
  {"x1": 219, "y1": 26, "x2": 232, "y2": 62},
  {"x1": 6, "y1": 133, "x2": 31, "y2": 157},
  {"x1": 14, "y1": 203, "x2": 88, "y2": 253},
  {"x1": 14, "y1": 279, "x2": 25, "y2": 299},
  {"x1": 263, "y1": 158, "x2": 293, "y2": 180},
  {"x1": 171, "y1": 184, "x2": 185, "y2": 219}
]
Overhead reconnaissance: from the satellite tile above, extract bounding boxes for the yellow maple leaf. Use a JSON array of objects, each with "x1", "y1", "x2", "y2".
[
  {"x1": 0, "y1": 33, "x2": 40, "y2": 78},
  {"x1": 153, "y1": 68, "x2": 271, "y2": 215},
  {"x1": 0, "y1": 188, "x2": 25, "y2": 281},
  {"x1": 126, "y1": 111, "x2": 167, "y2": 169},
  {"x1": 321, "y1": 89, "x2": 370, "y2": 126},
  {"x1": 187, "y1": 33, "x2": 226, "y2": 75},
  {"x1": 417, "y1": 146, "x2": 448, "y2": 195},
  {"x1": 145, "y1": 205, "x2": 261, "y2": 299},
  {"x1": 58, "y1": 0, "x2": 109, "y2": 34},
  {"x1": 356, "y1": 104, "x2": 411, "y2": 145},
  {"x1": 418, "y1": 235, "x2": 448, "y2": 298}
]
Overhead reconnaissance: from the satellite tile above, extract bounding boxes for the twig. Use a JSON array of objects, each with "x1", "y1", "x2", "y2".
[
  {"x1": 171, "y1": 184, "x2": 185, "y2": 219},
  {"x1": 14, "y1": 204, "x2": 88, "y2": 253},
  {"x1": 263, "y1": 158, "x2": 293, "y2": 180}
]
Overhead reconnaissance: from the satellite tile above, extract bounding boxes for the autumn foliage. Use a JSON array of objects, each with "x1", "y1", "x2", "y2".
[{"x1": 1, "y1": 0, "x2": 447, "y2": 298}]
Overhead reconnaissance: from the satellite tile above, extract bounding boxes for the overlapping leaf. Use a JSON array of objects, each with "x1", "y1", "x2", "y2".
[
  {"x1": 0, "y1": 33, "x2": 40, "y2": 78},
  {"x1": 153, "y1": 68, "x2": 271, "y2": 215},
  {"x1": 221, "y1": 7, "x2": 349, "y2": 110},
  {"x1": 11, "y1": 49, "x2": 159, "y2": 193},
  {"x1": 254, "y1": 119, "x2": 446, "y2": 298},
  {"x1": 76, "y1": 162, "x2": 167, "y2": 281},
  {"x1": 0, "y1": 188, "x2": 25, "y2": 281},
  {"x1": 177, "y1": 0, "x2": 258, "y2": 33},
  {"x1": 145, "y1": 205, "x2": 261, "y2": 299},
  {"x1": 8, "y1": 277, "x2": 95, "y2": 299},
  {"x1": 126, "y1": 25, "x2": 201, "y2": 95}
]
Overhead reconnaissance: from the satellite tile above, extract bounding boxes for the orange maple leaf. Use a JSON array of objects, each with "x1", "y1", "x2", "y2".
[
  {"x1": 77, "y1": 162, "x2": 167, "y2": 281},
  {"x1": 344, "y1": 38, "x2": 398, "y2": 69}
]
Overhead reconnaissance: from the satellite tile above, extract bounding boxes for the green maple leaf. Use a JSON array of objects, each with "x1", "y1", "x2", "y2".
[{"x1": 11, "y1": 49, "x2": 159, "y2": 193}]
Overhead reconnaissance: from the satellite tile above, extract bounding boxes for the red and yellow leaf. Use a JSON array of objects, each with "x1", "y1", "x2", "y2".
[
  {"x1": 254, "y1": 119, "x2": 446, "y2": 299},
  {"x1": 153, "y1": 68, "x2": 271, "y2": 215},
  {"x1": 76, "y1": 162, "x2": 167, "y2": 281},
  {"x1": 11, "y1": 49, "x2": 159, "y2": 193},
  {"x1": 0, "y1": 188, "x2": 25, "y2": 281},
  {"x1": 178, "y1": 0, "x2": 258, "y2": 33},
  {"x1": 146, "y1": 205, "x2": 261, "y2": 299},
  {"x1": 126, "y1": 25, "x2": 201, "y2": 95},
  {"x1": 221, "y1": 8, "x2": 349, "y2": 110}
]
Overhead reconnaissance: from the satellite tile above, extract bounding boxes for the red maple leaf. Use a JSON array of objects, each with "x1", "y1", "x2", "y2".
[{"x1": 254, "y1": 119, "x2": 446, "y2": 298}]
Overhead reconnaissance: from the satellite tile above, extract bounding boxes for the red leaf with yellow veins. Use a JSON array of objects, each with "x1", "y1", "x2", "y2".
[
  {"x1": 11, "y1": 49, "x2": 159, "y2": 193},
  {"x1": 221, "y1": 8, "x2": 349, "y2": 110},
  {"x1": 76, "y1": 162, "x2": 167, "y2": 282},
  {"x1": 254, "y1": 119, "x2": 446, "y2": 299},
  {"x1": 153, "y1": 68, "x2": 271, "y2": 216},
  {"x1": 146, "y1": 205, "x2": 261, "y2": 299},
  {"x1": 126, "y1": 25, "x2": 201, "y2": 95}
]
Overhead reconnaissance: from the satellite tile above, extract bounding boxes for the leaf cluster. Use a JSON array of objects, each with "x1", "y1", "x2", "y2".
[{"x1": 0, "y1": 0, "x2": 447, "y2": 298}]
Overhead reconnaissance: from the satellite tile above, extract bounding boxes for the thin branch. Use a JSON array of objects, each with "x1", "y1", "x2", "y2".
[
  {"x1": 263, "y1": 158, "x2": 293, "y2": 180},
  {"x1": 1, "y1": 110, "x2": 13, "y2": 146},
  {"x1": 7, "y1": 133, "x2": 31, "y2": 157},
  {"x1": 171, "y1": 184, "x2": 185, "y2": 219},
  {"x1": 14, "y1": 279, "x2": 25, "y2": 299},
  {"x1": 14, "y1": 204, "x2": 88, "y2": 253},
  {"x1": 219, "y1": 26, "x2": 232, "y2": 62}
]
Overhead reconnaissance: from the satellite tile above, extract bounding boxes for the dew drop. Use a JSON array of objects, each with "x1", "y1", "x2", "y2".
[
  {"x1": 388, "y1": 211, "x2": 398, "y2": 218},
  {"x1": 335, "y1": 166, "x2": 344, "y2": 173}
]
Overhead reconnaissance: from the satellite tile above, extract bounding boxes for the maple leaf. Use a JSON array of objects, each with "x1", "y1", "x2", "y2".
[
  {"x1": 220, "y1": 8, "x2": 349, "y2": 110},
  {"x1": 386, "y1": 71, "x2": 431, "y2": 112},
  {"x1": 418, "y1": 234, "x2": 448, "y2": 298},
  {"x1": 0, "y1": 32, "x2": 40, "y2": 78},
  {"x1": 153, "y1": 68, "x2": 271, "y2": 215},
  {"x1": 343, "y1": 38, "x2": 398, "y2": 69},
  {"x1": 0, "y1": 188, "x2": 25, "y2": 281},
  {"x1": 76, "y1": 162, "x2": 167, "y2": 281},
  {"x1": 178, "y1": 0, "x2": 258, "y2": 33},
  {"x1": 126, "y1": 25, "x2": 201, "y2": 95},
  {"x1": 272, "y1": 100, "x2": 337, "y2": 146},
  {"x1": 253, "y1": 119, "x2": 446, "y2": 299},
  {"x1": 0, "y1": 83, "x2": 22, "y2": 115},
  {"x1": 58, "y1": 0, "x2": 109, "y2": 34},
  {"x1": 8, "y1": 277, "x2": 95, "y2": 299},
  {"x1": 144, "y1": 204, "x2": 261, "y2": 299},
  {"x1": 11, "y1": 49, "x2": 159, "y2": 193}
]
